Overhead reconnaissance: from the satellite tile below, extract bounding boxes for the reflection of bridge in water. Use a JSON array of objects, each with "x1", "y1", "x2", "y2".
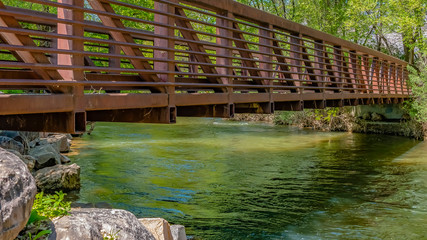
[{"x1": 0, "y1": 0, "x2": 410, "y2": 133}]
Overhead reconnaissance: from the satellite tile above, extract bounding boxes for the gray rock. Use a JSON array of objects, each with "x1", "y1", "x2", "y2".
[
  {"x1": 5, "y1": 149, "x2": 23, "y2": 159},
  {"x1": 21, "y1": 155, "x2": 36, "y2": 172},
  {"x1": 0, "y1": 131, "x2": 21, "y2": 141},
  {"x1": 65, "y1": 134, "x2": 73, "y2": 140},
  {"x1": 49, "y1": 208, "x2": 155, "y2": 240},
  {"x1": 5, "y1": 149, "x2": 35, "y2": 171},
  {"x1": 29, "y1": 144, "x2": 61, "y2": 170},
  {"x1": 362, "y1": 112, "x2": 372, "y2": 120},
  {"x1": 170, "y1": 225, "x2": 187, "y2": 240},
  {"x1": 0, "y1": 136, "x2": 24, "y2": 155},
  {"x1": 19, "y1": 131, "x2": 41, "y2": 143},
  {"x1": 34, "y1": 164, "x2": 80, "y2": 193},
  {"x1": 60, "y1": 154, "x2": 71, "y2": 164},
  {"x1": 45, "y1": 134, "x2": 70, "y2": 153},
  {"x1": 0, "y1": 147, "x2": 37, "y2": 240},
  {"x1": 371, "y1": 112, "x2": 385, "y2": 121}
]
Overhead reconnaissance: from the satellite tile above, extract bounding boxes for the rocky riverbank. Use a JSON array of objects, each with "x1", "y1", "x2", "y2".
[
  {"x1": 0, "y1": 130, "x2": 187, "y2": 240},
  {"x1": 0, "y1": 131, "x2": 80, "y2": 193},
  {"x1": 232, "y1": 108, "x2": 426, "y2": 140}
]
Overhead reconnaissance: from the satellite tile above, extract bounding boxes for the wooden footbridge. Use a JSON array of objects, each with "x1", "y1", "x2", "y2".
[{"x1": 0, "y1": 0, "x2": 410, "y2": 133}]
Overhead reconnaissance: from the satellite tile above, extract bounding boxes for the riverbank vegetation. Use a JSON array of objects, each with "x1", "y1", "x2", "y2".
[
  {"x1": 17, "y1": 191, "x2": 71, "y2": 240},
  {"x1": 272, "y1": 108, "x2": 425, "y2": 140}
]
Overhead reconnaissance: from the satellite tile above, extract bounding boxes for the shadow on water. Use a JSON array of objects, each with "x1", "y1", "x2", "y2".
[{"x1": 69, "y1": 118, "x2": 425, "y2": 239}]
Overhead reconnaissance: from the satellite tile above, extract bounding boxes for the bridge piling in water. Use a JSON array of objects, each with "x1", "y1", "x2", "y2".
[{"x1": 0, "y1": 0, "x2": 410, "y2": 133}]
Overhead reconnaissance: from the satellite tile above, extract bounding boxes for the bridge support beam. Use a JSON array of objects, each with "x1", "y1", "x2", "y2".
[
  {"x1": 325, "y1": 99, "x2": 344, "y2": 107},
  {"x1": 274, "y1": 101, "x2": 304, "y2": 111},
  {"x1": 177, "y1": 104, "x2": 234, "y2": 118},
  {"x1": 0, "y1": 112, "x2": 85, "y2": 133},
  {"x1": 86, "y1": 107, "x2": 176, "y2": 124},
  {"x1": 304, "y1": 100, "x2": 326, "y2": 109},
  {"x1": 234, "y1": 102, "x2": 274, "y2": 114}
]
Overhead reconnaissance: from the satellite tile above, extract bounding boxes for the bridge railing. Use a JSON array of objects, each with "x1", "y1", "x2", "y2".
[{"x1": 0, "y1": 0, "x2": 410, "y2": 133}]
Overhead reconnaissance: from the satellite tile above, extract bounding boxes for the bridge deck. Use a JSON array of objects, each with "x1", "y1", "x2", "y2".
[{"x1": 0, "y1": 0, "x2": 410, "y2": 133}]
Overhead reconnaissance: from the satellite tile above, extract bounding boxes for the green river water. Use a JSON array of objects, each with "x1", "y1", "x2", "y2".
[{"x1": 69, "y1": 118, "x2": 427, "y2": 239}]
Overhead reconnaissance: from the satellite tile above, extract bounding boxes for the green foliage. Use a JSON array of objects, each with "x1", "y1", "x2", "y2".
[
  {"x1": 274, "y1": 111, "x2": 296, "y2": 125},
  {"x1": 315, "y1": 108, "x2": 339, "y2": 122},
  {"x1": 102, "y1": 229, "x2": 120, "y2": 240},
  {"x1": 27, "y1": 230, "x2": 52, "y2": 240},
  {"x1": 407, "y1": 54, "x2": 427, "y2": 123},
  {"x1": 27, "y1": 210, "x2": 48, "y2": 226},
  {"x1": 31, "y1": 191, "x2": 71, "y2": 220},
  {"x1": 236, "y1": 0, "x2": 427, "y2": 63},
  {"x1": 19, "y1": 192, "x2": 71, "y2": 240}
]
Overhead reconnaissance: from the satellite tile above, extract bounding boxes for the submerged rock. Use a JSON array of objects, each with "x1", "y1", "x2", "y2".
[
  {"x1": 34, "y1": 163, "x2": 80, "y2": 192},
  {"x1": 0, "y1": 148, "x2": 37, "y2": 240},
  {"x1": 49, "y1": 208, "x2": 155, "y2": 240}
]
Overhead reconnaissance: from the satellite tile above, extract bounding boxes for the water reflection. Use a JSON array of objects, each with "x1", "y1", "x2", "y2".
[{"x1": 70, "y1": 118, "x2": 425, "y2": 239}]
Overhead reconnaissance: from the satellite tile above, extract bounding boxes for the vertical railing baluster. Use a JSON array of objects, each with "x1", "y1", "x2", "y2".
[
  {"x1": 333, "y1": 46, "x2": 343, "y2": 92},
  {"x1": 259, "y1": 24, "x2": 274, "y2": 113},
  {"x1": 370, "y1": 57, "x2": 378, "y2": 94},
  {"x1": 386, "y1": 62, "x2": 392, "y2": 95},
  {"x1": 314, "y1": 40, "x2": 325, "y2": 93},
  {"x1": 216, "y1": 11, "x2": 234, "y2": 117},
  {"x1": 361, "y1": 55, "x2": 370, "y2": 93},
  {"x1": 154, "y1": 0, "x2": 176, "y2": 123},
  {"x1": 109, "y1": 35, "x2": 120, "y2": 70},
  {"x1": 290, "y1": 33, "x2": 302, "y2": 93},
  {"x1": 57, "y1": 0, "x2": 86, "y2": 133},
  {"x1": 397, "y1": 65, "x2": 404, "y2": 94},
  {"x1": 349, "y1": 51, "x2": 358, "y2": 93}
]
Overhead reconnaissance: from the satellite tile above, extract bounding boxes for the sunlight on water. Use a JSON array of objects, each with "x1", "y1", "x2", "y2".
[{"x1": 69, "y1": 118, "x2": 426, "y2": 239}]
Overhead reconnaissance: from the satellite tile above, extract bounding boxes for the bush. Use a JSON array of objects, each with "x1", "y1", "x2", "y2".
[
  {"x1": 407, "y1": 54, "x2": 427, "y2": 123},
  {"x1": 30, "y1": 191, "x2": 71, "y2": 220},
  {"x1": 17, "y1": 191, "x2": 71, "y2": 240}
]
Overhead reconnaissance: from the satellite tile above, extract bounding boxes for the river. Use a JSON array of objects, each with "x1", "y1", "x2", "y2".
[{"x1": 69, "y1": 118, "x2": 427, "y2": 239}]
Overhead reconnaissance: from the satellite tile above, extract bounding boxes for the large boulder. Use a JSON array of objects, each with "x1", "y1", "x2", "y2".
[
  {"x1": 6, "y1": 149, "x2": 36, "y2": 172},
  {"x1": 29, "y1": 144, "x2": 61, "y2": 170},
  {"x1": 139, "y1": 218, "x2": 173, "y2": 240},
  {"x1": 49, "y1": 208, "x2": 155, "y2": 240},
  {"x1": 34, "y1": 164, "x2": 80, "y2": 193},
  {"x1": 0, "y1": 148, "x2": 37, "y2": 240},
  {"x1": 44, "y1": 134, "x2": 71, "y2": 153},
  {"x1": 0, "y1": 136, "x2": 24, "y2": 155}
]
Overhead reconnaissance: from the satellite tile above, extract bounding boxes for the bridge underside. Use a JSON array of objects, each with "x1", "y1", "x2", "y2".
[
  {"x1": 0, "y1": 0, "x2": 410, "y2": 133},
  {"x1": 0, "y1": 92, "x2": 406, "y2": 133}
]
